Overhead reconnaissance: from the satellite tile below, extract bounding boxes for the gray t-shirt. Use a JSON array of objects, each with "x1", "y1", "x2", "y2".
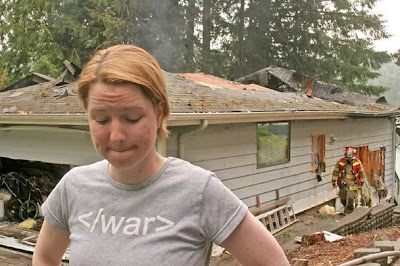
[{"x1": 42, "y1": 157, "x2": 248, "y2": 265}]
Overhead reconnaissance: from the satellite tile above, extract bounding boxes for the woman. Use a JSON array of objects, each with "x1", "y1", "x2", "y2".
[{"x1": 33, "y1": 45, "x2": 289, "y2": 265}]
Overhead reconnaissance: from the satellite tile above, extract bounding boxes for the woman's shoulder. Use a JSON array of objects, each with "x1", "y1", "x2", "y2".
[
  {"x1": 167, "y1": 157, "x2": 213, "y2": 177},
  {"x1": 63, "y1": 160, "x2": 108, "y2": 182}
]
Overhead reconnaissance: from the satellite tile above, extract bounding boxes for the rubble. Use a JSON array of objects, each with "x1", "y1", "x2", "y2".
[{"x1": 0, "y1": 157, "x2": 69, "y2": 222}]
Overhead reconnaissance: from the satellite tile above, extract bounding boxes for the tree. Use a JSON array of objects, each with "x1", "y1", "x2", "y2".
[
  {"x1": 48, "y1": 0, "x2": 138, "y2": 65},
  {"x1": 184, "y1": 0, "x2": 197, "y2": 72},
  {"x1": 214, "y1": 0, "x2": 392, "y2": 95},
  {"x1": 369, "y1": 62, "x2": 400, "y2": 105},
  {"x1": 0, "y1": 0, "x2": 63, "y2": 86},
  {"x1": 1, "y1": 0, "x2": 190, "y2": 88},
  {"x1": 0, "y1": 0, "x2": 394, "y2": 96},
  {"x1": 0, "y1": 0, "x2": 135, "y2": 87},
  {"x1": 237, "y1": 0, "x2": 245, "y2": 77},
  {"x1": 201, "y1": 0, "x2": 212, "y2": 73},
  {"x1": 395, "y1": 50, "x2": 400, "y2": 66}
]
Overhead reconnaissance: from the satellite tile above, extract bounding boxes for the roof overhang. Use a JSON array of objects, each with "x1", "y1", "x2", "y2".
[{"x1": 0, "y1": 111, "x2": 398, "y2": 128}]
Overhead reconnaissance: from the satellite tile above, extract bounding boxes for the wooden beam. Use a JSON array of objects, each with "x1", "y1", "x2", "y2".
[
  {"x1": 256, "y1": 195, "x2": 261, "y2": 207},
  {"x1": 250, "y1": 196, "x2": 290, "y2": 216}
]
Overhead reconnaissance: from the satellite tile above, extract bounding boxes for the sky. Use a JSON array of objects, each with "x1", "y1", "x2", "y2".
[{"x1": 373, "y1": 0, "x2": 400, "y2": 53}]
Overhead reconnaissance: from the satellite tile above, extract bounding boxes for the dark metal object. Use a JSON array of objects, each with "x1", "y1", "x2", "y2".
[{"x1": 0, "y1": 172, "x2": 42, "y2": 221}]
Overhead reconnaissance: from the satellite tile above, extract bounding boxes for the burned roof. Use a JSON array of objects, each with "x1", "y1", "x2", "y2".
[
  {"x1": 0, "y1": 70, "x2": 398, "y2": 120},
  {"x1": 235, "y1": 66, "x2": 390, "y2": 107},
  {"x1": 2, "y1": 72, "x2": 55, "y2": 92}
]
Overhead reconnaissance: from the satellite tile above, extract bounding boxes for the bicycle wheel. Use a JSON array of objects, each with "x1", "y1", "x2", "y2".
[{"x1": 19, "y1": 200, "x2": 39, "y2": 221}]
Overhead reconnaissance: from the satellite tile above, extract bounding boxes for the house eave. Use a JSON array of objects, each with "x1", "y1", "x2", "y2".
[
  {"x1": 1, "y1": 111, "x2": 396, "y2": 127},
  {"x1": 0, "y1": 114, "x2": 89, "y2": 126},
  {"x1": 168, "y1": 111, "x2": 350, "y2": 126}
]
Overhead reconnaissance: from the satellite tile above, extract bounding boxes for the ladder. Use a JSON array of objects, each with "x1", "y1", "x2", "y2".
[{"x1": 255, "y1": 204, "x2": 298, "y2": 234}]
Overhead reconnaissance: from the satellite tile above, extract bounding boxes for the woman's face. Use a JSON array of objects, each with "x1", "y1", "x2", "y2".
[{"x1": 87, "y1": 82, "x2": 162, "y2": 170}]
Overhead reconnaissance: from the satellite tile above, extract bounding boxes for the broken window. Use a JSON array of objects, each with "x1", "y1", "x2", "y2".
[
  {"x1": 257, "y1": 122, "x2": 290, "y2": 168},
  {"x1": 355, "y1": 146, "x2": 386, "y2": 187},
  {"x1": 311, "y1": 135, "x2": 326, "y2": 182}
]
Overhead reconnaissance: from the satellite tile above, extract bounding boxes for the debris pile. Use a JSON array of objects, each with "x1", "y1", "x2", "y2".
[
  {"x1": 0, "y1": 172, "x2": 42, "y2": 221},
  {"x1": 0, "y1": 158, "x2": 70, "y2": 224}
]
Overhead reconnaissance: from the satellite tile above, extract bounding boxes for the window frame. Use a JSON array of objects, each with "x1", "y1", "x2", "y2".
[{"x1": 256, "y1": 121, "x2": 291, "y2": 168}]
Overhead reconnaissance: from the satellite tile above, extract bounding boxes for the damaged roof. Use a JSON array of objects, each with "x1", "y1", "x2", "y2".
[
  {"x1": 0, "y1": 69, "x2": 399, "y2": 126},
  {"x1": 235, "y1": 66, "x2": 390, "y2": 107},
  {"x1": 2, "y1": 72, "x2": 55, "y2": 92}
]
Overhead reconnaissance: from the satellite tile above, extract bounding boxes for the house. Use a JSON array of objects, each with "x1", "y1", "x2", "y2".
[
  {"x1": 1, "y1": 67, "x2": 399, "y2": 214},
  {"x1": 1, "y1": 72, "x2": 55, "y2": 92}
]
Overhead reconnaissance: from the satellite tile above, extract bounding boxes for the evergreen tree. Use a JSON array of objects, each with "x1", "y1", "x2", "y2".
[
  {"x1": 0, "y1": 0, "x2": 62, "y2": 85},
  {"x1": 215, "y1": 0, "x2": 391, "y2": 95},
  {"x1": 369, "y1": 62, "x2": 400, "y2": 105},
  {"x1": 395, "y1": 50, "x2": 400, "y2": 66},
  {"x1": 0, "y1": 0, "x2": 187, "y2": 88},
  {"x1": 0, "y1": 0, "x2": 394, "y2": 96},
  {"x1": 201, "y1": 0, "x2": 212, "y2": 73},
  {"x1": 184, "y1": 0, "x2": 198, "y2": 72}
]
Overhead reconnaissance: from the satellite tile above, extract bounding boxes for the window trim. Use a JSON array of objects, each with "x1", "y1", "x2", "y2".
[{"x1": 256, "y1": 121, "x2": 291, "y2": 169}]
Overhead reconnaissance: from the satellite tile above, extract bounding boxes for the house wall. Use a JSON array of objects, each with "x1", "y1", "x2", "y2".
[
  {"x1": 166, "y1": 117, "x2": 395, "y2": 213},
  {"x1": 0, "y1": 127, "x2": 102, "y2": 166}
]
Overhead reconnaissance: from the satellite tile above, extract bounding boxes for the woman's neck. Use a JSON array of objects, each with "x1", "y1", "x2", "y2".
[{"x1": 109, "y1": 152, "x2": 166, "y2": 185}]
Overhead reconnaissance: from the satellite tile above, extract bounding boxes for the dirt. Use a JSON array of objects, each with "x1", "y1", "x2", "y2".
[
  {"x1": 286, "y1": 227, "x2": 400, "y2": 265},
  {"x1": 211, "y1": 209, "x2": 400, "y2": 265}
]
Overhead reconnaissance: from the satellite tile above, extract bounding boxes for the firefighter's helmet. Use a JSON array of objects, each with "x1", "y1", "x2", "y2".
[{"x1": 344, "y1": 147, "x2": 356, "y2": 160}]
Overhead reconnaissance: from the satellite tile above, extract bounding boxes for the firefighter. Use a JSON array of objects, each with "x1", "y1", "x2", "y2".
[{"x1": 332, "y1": 147, "x2": 366, "y2": 214}]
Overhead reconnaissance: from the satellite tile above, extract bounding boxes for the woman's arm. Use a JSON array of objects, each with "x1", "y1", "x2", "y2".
[
  {"x1": 221, "y1": 212, "x2": 290, "y2": 266},
  {"x1": 33, "y1": 219, "x2": 70, "y2": 266}
]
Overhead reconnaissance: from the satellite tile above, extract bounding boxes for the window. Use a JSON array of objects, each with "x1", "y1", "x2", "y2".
[
  {"x1": 257, "y1": 122, "x2": 290, "y2": 168},
  {"x1": 311, "y1": 135, "x2": 326, "y2": 182}
]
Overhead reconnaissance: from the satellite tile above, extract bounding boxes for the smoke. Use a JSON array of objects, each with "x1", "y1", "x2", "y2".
[{"x1": 132, "y1": 0, "x2": 188, "y2": 72}]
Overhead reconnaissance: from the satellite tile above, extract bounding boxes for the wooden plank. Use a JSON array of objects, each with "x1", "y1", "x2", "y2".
[
  {"x1": 242, "y1": 191, "x2": 277, "y2": 208},
  {"x1": 256, "y1": 195, "x2": 261, "y2": 207},
  {"x1": 250, "y1": 197, "x2": 290, "y2": 215}
]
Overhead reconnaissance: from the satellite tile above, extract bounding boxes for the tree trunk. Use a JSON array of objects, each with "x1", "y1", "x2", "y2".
[
  {"x1": 186, "y1": 0, "x2": 196, "y2": 72},
  {"x1": 238, "y1": 0, "x2": 245, "y2": 77},
  {"x1": 202, "y1": 0, "x2": 211, "y2": 73}
]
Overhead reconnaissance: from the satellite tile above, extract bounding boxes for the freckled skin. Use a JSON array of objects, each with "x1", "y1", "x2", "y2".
[{"x1": 87, "y1": 82, "x2": 165, "y2": 184}]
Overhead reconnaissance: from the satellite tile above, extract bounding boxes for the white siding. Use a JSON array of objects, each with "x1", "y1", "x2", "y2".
[
  {"x1": 0, "y1": 127, "x2": 102, "y2": 165},
  {"x1": 167, "y1": 117, "x2": 395, "y2": 213}
]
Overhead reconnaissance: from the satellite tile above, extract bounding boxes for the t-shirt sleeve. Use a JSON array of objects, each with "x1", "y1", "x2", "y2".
[
  {"x1": 200, "y1": 173, "x2": 248, "y2": 245},
  {"x1": 41, "y1": 175, "x2": 70, "y2": 232}
]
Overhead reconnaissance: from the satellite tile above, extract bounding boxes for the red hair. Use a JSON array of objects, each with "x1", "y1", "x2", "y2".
[{"x1": 77, "y1": 45, "x2": 170, "y2": 140}]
